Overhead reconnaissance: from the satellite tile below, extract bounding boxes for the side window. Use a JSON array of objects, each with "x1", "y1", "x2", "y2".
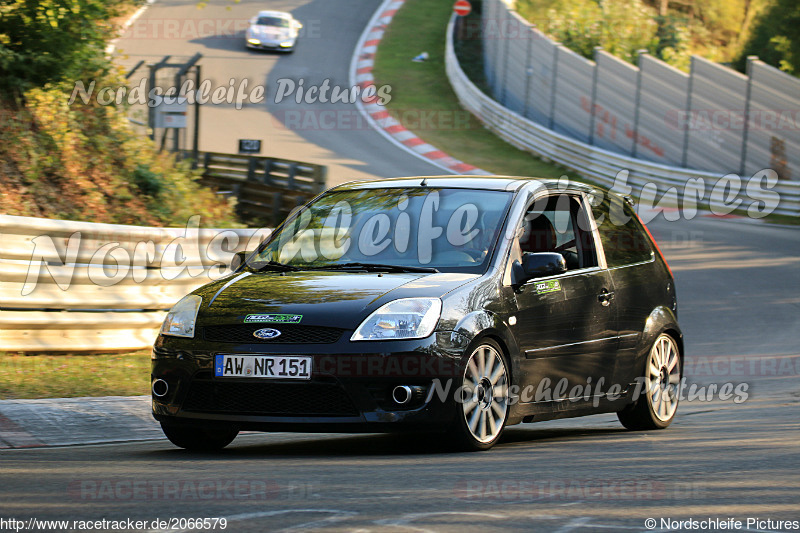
[
  {"x1": 517, "y1": 194, "x2": 598, "y2": 271},
  {"x1": 591, "y1": 195, "x2": 654, "y2": 268}
]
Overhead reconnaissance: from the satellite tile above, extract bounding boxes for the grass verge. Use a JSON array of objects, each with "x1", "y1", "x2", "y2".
[
  {"x1": 372, "y1": 0, "x2": 576, "y2": 179},
  {"x1": 0, "y1": 352, "x2": 151, "y2": 400}
]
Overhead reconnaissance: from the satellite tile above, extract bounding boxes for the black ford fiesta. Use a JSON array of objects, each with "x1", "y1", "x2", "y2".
[{"x1": 152, "y1": 176, "x2": 682, "y2": 451}]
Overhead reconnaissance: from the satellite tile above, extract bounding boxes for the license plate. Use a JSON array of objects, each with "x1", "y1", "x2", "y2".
[{"x1": 214, "y1": 355, "x2": 312, "y2": 380}]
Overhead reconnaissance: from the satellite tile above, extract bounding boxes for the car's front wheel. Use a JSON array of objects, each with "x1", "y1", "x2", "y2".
[
  {"x1": 448, "y1": 339, "x2": 510, "y2": 451},
  {"x1": 618, "y1": 333, "x2": 682, "y2": 430},
  {"x1": 160, "y1": 422, "x2": 238, "y2": 451}
]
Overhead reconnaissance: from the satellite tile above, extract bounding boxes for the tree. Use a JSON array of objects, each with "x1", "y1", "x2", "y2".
[
  {"x1": 0, "y1": 0, "x2": 129, "y2": 96},
  {"x1": 736, "y1": 0, "x2": 800, "y2": 75}
]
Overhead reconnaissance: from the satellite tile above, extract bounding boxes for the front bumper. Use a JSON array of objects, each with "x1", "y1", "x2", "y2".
[
  {"x1": 246, "y1": 38, "x2": 295, "y2": 51},
  {"x1": 151, "y1": 330, "x2": 470, "y2": 433}
]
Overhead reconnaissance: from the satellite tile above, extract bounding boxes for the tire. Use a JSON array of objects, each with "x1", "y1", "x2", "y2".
[
  {"x1": 447, "y1": 339, "x2": 511, "y2": 451},
  {"x1": 160, "y1": 422, "x2": 238, "y2": 451},
  {"x1": 618, "y1": 333, "x2": 682, "y2": 430}
]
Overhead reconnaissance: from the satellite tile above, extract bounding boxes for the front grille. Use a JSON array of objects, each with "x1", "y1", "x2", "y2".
[
  {"x1": 203, "y1": 325, "x2": 343, "y2": 344},
  {"x1": 181, "y1": 380, "x2": 359, "y2": 416}
]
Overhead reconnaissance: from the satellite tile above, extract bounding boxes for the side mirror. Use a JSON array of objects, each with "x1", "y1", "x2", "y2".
[
  {"x1": 249, "y1": 17, "x2": 257, "y2": 25},
  {"x1": 513, "y1": 252, "x2": 566, "y2": 285},
  {"x1": 233, "y1": 250, "x2": 250, "y2": 271},
  {"x1": 294, "y1": 21, "x2": 303, "y2": 29}
]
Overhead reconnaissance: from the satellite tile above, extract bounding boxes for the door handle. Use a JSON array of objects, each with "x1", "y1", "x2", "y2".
[{"x1": 597, "y1": 289, "x2": 614, "y2": 306}]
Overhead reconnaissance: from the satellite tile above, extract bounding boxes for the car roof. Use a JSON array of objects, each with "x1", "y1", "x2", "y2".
[
  {"x1": 330, "y1": 176, "x2": 600, "y2": 195},
  {"x1": 255, "y1": 11, "x2": 292, "y2": 19}
]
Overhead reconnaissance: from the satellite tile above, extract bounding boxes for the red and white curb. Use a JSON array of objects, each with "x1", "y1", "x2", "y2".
[{"x1": 349, "y1": 0, "x2": 489, "y2": 176}]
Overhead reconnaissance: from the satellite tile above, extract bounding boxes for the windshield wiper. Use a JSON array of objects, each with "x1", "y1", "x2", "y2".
[
  {"x1": 309, "y1": 262, "x2": 439, "y2": 273},
  {"x1": 252, "y1": 260, "x2": 301, "y2": 272}
]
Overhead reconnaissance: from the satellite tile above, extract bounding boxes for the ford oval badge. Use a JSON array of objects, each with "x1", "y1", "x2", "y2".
[{"x1": 253, "y1": 328, "x2": 281, "y2": 339}]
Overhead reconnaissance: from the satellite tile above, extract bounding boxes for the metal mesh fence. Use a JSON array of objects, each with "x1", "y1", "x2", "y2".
[{"x1": 482, "y1": 0, "x2": 800, "y2": 179}]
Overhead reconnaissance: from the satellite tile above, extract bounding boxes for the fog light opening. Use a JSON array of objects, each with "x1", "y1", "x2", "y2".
[
  {"x1": 152, "y1": 379, "x2": 169, "y2": 398},
  {"x1": 392, "y1": 385, "x2": 412, "y2": 405}
]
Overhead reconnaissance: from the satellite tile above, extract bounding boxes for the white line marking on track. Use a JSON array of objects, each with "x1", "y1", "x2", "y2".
[{"x1": 375, "y1": 511, "x2": 507, "y2": 533}]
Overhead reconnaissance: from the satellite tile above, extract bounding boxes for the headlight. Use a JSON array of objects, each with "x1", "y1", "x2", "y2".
[
  {"x1": 351, "y1": 298, "x2": 442, "y2": 341},
  {"x1": 248, "y1": 38, "x2": 261, "y2": 45},
  {"x1": 160, "y1": 295, "x2": 202, "y2": 338},
  {"x1": 280, "y1": 40, "x2": 294, "y2": 47}
]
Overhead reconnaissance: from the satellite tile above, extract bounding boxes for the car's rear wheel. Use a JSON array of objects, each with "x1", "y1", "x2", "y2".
[
  {"x1": 160, "y1": 422, "x2": 238, "y2": 451},
  {"x1": 618, "y1": 333, "x2": 681, "y2": 430},
  {"x1": 448, "y1": 339, "x2": 510, "y2": 451}
]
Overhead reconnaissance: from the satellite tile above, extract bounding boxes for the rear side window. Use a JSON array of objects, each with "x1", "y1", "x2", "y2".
[{"x1": 591, "y1": 195, "x2": 654, "y2": 268}]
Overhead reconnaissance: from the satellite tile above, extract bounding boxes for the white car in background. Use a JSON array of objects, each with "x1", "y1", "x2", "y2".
[{"x1": 245, "y1": 11, "x2": 302, "y2": 52}]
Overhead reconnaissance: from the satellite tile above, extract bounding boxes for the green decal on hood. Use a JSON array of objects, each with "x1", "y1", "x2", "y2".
[
  {"x1": 244, "y1": 314, "x2": 303, "y2": 324},
  {"x1": 533, "y1": 280, "x2": 561, "y2": 295}
]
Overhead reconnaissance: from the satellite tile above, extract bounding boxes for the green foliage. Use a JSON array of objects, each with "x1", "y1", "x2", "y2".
[
  {"x1": 533, "y1": 0, "x2": 660, "y2": 64},
  {"x1": 133, "y1": 164, "x2": 164, "y2": 197},
  {"x1": 0, "y1": 0, "x2": 240, "y2": 226},
  {"x1": 736, "y1": 0, "x2": 800, "y2": 75},
  {"x1": 689, "y1": 0, "x2": 766, "y2": 49},
  {"x1": 0, "y1": 0, "x2": 134, "y2": 96},
  {"x1": 0, "y1": 70, "x2": 240, "y2": 227},
  {"x1": 517, "y1": 0, "x2": 774, "y2": 69},
  {"x1": 655, "y1": 15, "x2": 691, "y2": 71}
]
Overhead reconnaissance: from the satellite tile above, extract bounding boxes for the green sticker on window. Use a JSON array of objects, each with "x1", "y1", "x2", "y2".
[
  {"x1": 244, "y1": 314, "x2": 303, "y2": 324},
  {"x1": 533, "y1": 280, "x2": 561, "y2": 295}
]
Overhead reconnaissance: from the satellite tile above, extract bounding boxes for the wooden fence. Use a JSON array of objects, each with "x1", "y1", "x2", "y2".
[{"x1": 195, "y1": 152, "x2": 327, "y2": 225}]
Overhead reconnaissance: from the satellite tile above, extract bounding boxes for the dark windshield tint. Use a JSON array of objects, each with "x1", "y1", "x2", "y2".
[
  {"x1": 249, "y1": 188, "x2": 514, "y2": 273},
  {"x1": 256, "y1": 16, "x2": 290, "y2": 27}
]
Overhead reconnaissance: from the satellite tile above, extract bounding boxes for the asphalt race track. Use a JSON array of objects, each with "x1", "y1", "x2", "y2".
[
  {"x1": 1, "y1": 214, "x2": 798, "y2": 531},
  {"x1": 1, "y1": 0, "x2": 798, "y2": 531}
]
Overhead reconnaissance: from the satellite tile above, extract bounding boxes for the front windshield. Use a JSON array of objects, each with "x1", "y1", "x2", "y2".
[
  {"x1": 256, "y1": 16, "x2": 290, "y2": 28},
  {"x1": 248, "y1": 187, "x2": 513, "y2": 273}
]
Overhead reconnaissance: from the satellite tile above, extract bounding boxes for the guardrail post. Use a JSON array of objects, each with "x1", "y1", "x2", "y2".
[
  {"x1": 272, "y1": 192, "x2": 283, "y2": 226},
  {"x1": 739, "y1": 56, "x2": 758, "y2": 176},
  {"x1": 287, "y1": 163, "x2": 297, "y2": 190},
  {"x1": 192, "y1": 64, "x2": 201, "y2": 166},
  {"x1": 631, "y1": 49, "x2": 647, "y2": 158},
  {"x1": 499, "y1": 6, "x2": 511, "y2": 106},
  {"x1": 548, "y1": 46, "x2": 560, "y2": 129},
  {"x1": 681, "y1": 56, "x2": 696, "y2": 168},
  {"x1": 522, "y1": 28, "x2": 535, "y2": 119},
  {"x1": 314, "y1": 166, "x2": 327, "y2": 194},
  {"x1": 491, "y1": 0, "x2": 502, "y2": 96},
  {"x1": 263, "y1": 160, "x2": 274, "y2": 186},
  {"x1": 587, "y1": 47, "x2": 602, "y2": 146},
  {"x1": 247, "y1": 157, "x2": 257, "y2": 181}
]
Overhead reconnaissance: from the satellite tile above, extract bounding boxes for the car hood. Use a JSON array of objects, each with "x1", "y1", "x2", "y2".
[
  {"x1": 249, "y1": 25, "x2": 292, "y2": 40},
  {"x1": 195, "y1": 270, "x2": 479, "y2": 328}
]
